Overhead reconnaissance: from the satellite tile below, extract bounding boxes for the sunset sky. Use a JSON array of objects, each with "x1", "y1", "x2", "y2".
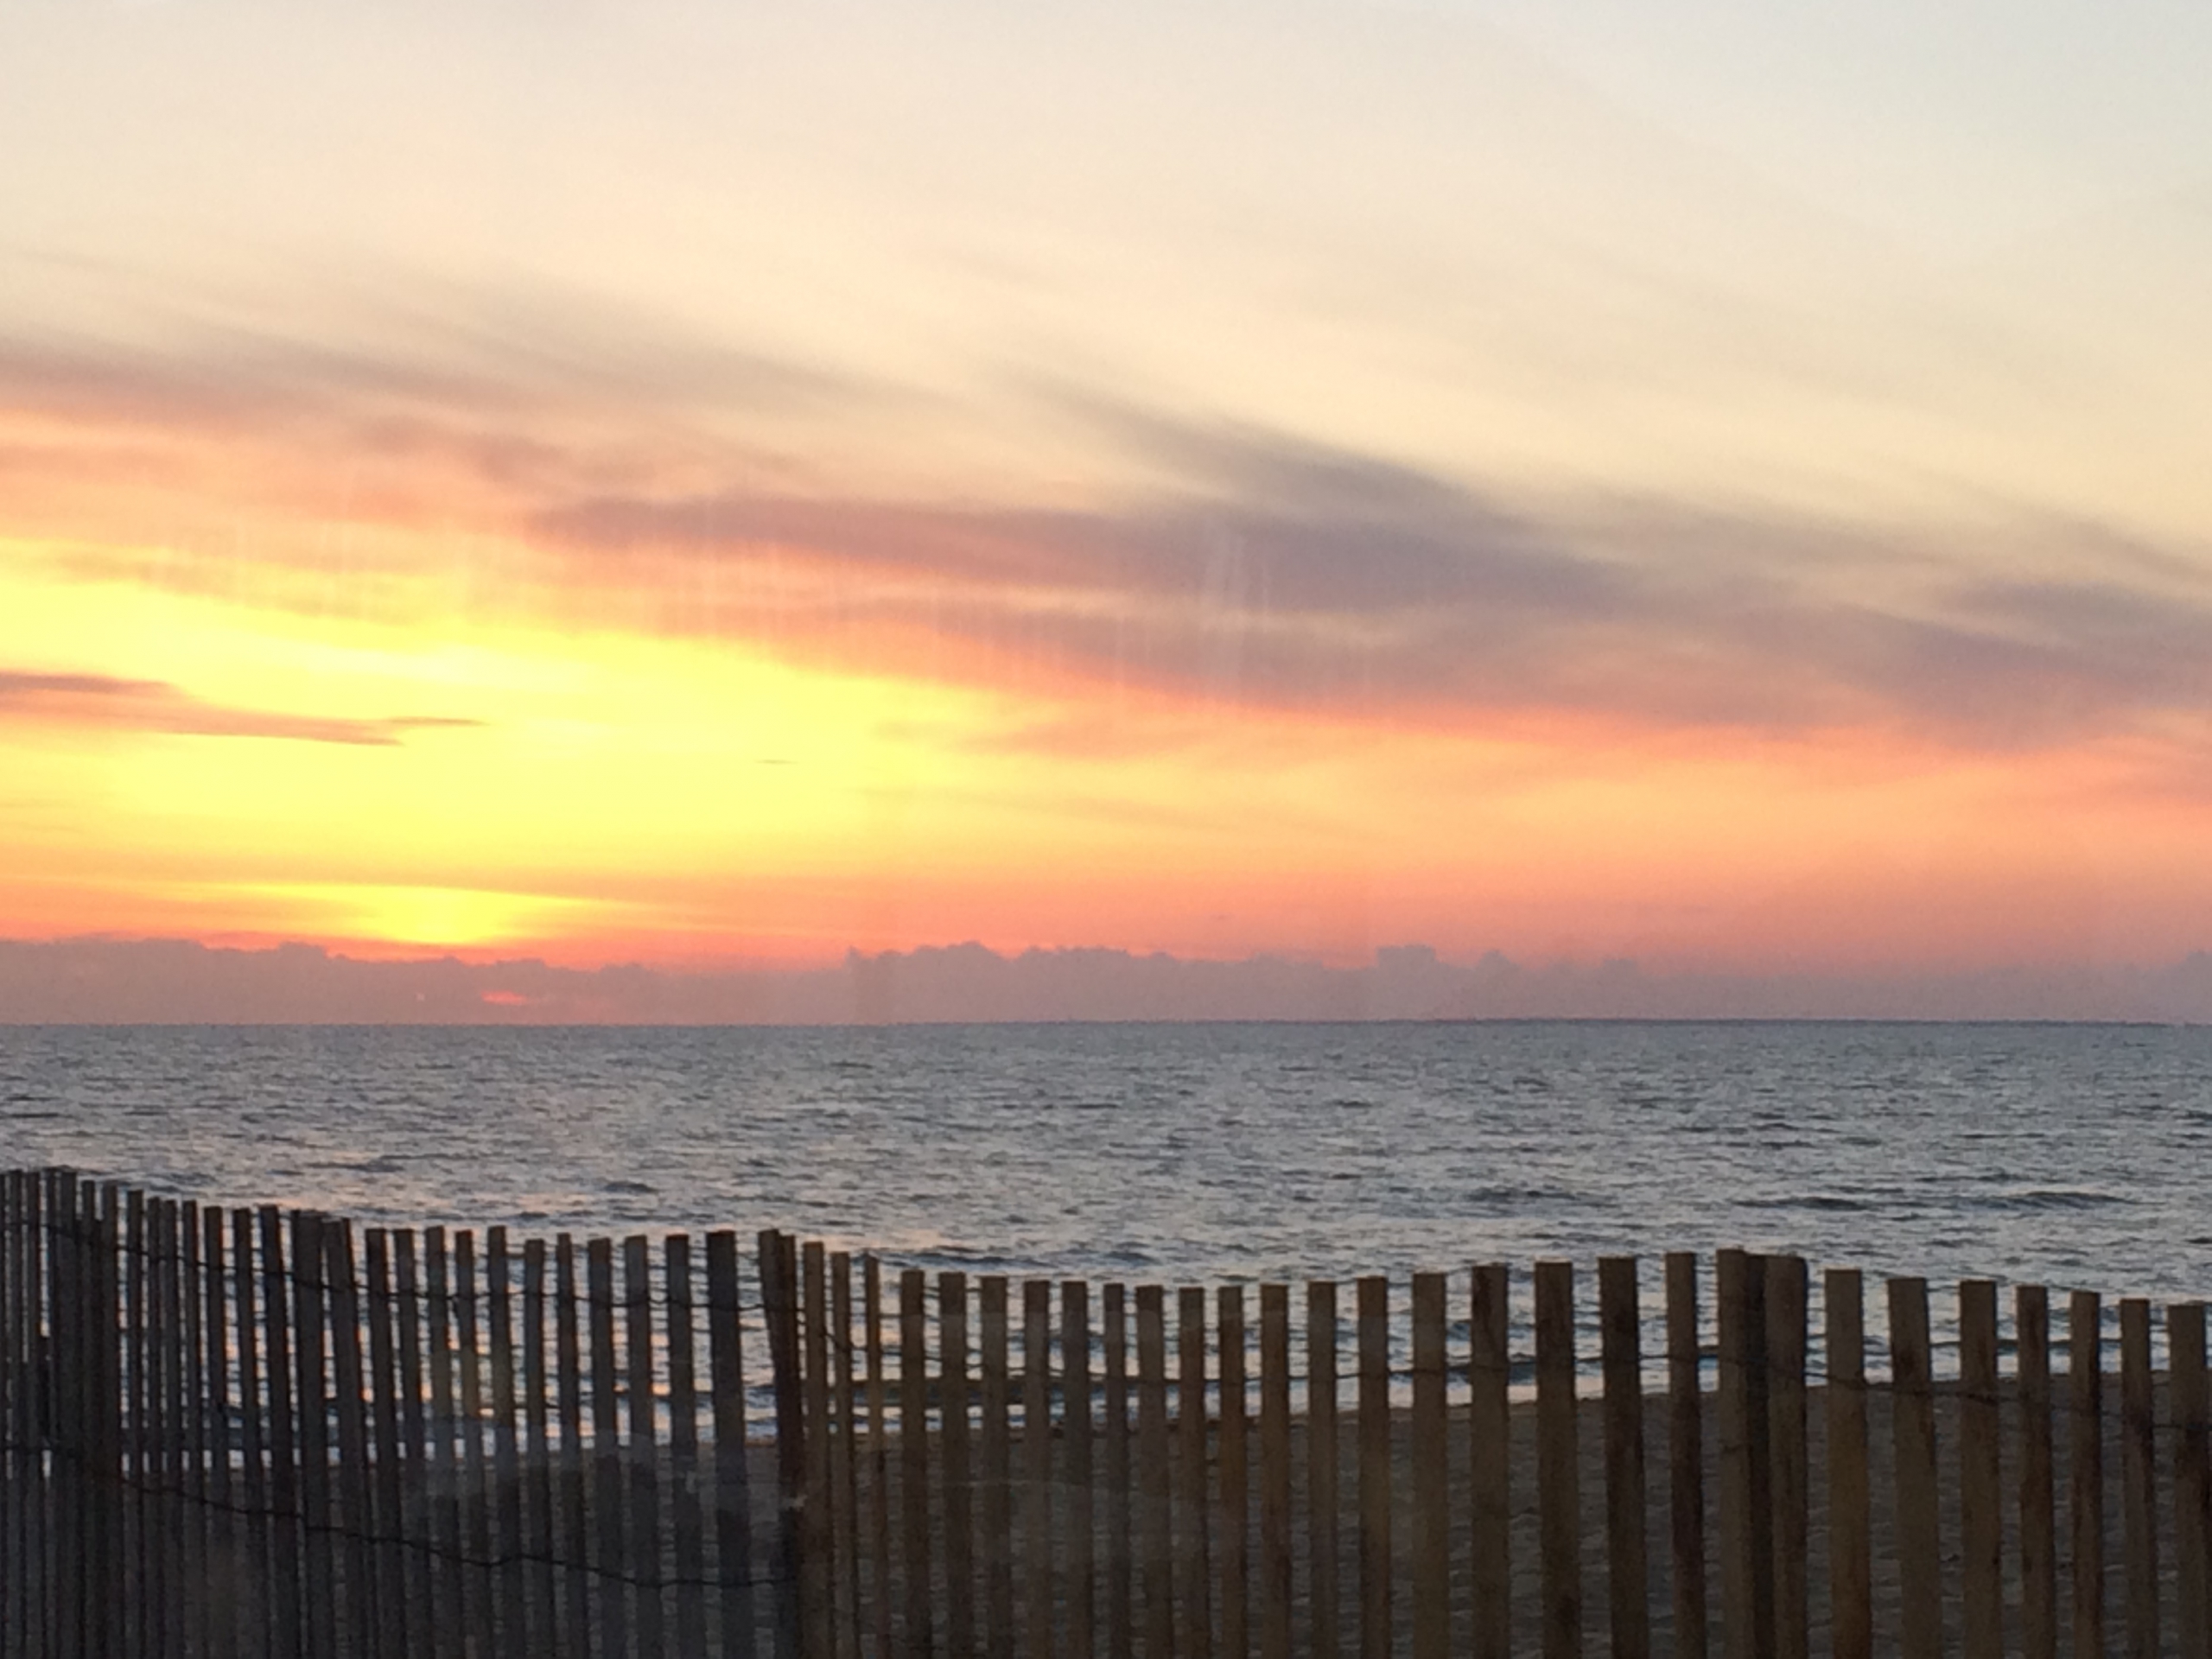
[{"x1": 4, "y1": 0, "x2": 2211, "y2": 985}]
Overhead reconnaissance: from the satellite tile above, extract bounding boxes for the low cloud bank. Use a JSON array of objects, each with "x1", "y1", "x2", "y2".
[{"x1": 3, "y1": 938, "x2": 2210, "y2": 1025}]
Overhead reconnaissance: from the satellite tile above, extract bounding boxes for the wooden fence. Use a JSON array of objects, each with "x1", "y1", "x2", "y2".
[{"x1": 5, "y1": 1166, "x2": 2212, "y2": 1656}]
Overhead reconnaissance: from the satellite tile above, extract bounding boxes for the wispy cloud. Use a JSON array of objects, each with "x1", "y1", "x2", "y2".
[
  {"x1": 9, "y1": 300, "x2": 2212, "y2": 756},
  {"x1": 536, "y1": 416, "x2": 2212, "y2": 749},
  {"x1": 0, "y1": 671, "x2": 480, "y2": 747}
]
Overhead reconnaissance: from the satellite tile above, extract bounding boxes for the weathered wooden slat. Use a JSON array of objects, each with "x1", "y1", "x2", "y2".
[
  {"x1": 1068, "y1": 1280, "x2": 1097, "y2": 1659},
  {"x1": 233, "y1": 1206, "x2": 270, "y2": 1659},
  {"x1": 942, "y1": 1270, "x2": 976, "y2": 1659},
  {"x1": 428, "y1": 1226, "x2": 467, "y2": 1659},
  {"x1": 1258, "y1": 1283, "x2": 1291, "y2": 1659},
  {"x1": 864, "y1": 1255, "x2": 889, "y2": 1659},
  {"x1": 982, "y1": 1274, "x2": 1015, "y2": 1659},
  {"x1": 1764, "y1": 1255, "x2": 1807, "y2": 1659},
  {"x1": 804, "y1": 1238, "x2": 836, "y2": 1654},
  {"x1": 456, "y1": 1230, "x2": 498, "y2": 1659},
  {"x1": 2073, "y1": 1290, "x2": 2106, "y2": 1659},
  {"x1": 1825, "y1": 1268, "x2": 1870, "y2": 1659},
  {"x1": 299, "y1": 1211, "x2": 343, "y2": 1659},
  {"x1": 2121, "y1": 1297, "x2": 2158, "y2": 1659},
  {"x1": 1470, "y1": 1262, "x2": 1510, "y2": 1659},
  {"x1": 588, "y1": 1235, "x2": 629, "y2": 1659},
  {"x1": 158, "y1": 1198, "x2": 187, "y2": 1658},
  {"x1": 802, "y1": 1239, "x2": 830, "y2": 1659},
  {"x1": 1309, "y1": 1279, "x2": 1341, "y2": 1659},
  {"x1": 1032, "y1": 1280, "x2": 1062, "y2": 1659},
  {"x1": 365, "y1": 1230, "x2": 407, "y2": 1659},
  {"x1": 326, "y1": 1222, "x2": 377, "y2": 1659},
  {"x1": 184, "y1": 1200, "x2": 211, "y2": 1659},
  {"x1": 1410, "y1": 1272, "x2": 1448, "y2": 1659},
  {"x1": 624, "y1": 1233, "x2": 666, "y2": 1659},
  {"x1": 664, "y1": 1237, "x2": 705, "y2": 1659},
  {"x1": 1356, "y1": 1276, "x2": 1389, "y2": 1659},
  {"x1": 899, "y1": 1264, "x2": 933, "y2": 1659},
  {"x1": 524, "y1": 1239, "x2": 559, "y2": 1659},
  {"x1": 1535, "y1": 1260, "x2": 1581, "y2": 1659},
  {"x1": 556, "y1": 1236, "x2": 594, "y2": 1659},
  {"x1": 1959, "y1": 1279, "x2": 2002, "y2": 1659},
  {"x1": 395, "y1": 1230, "x2": 435, "y2": 1659},
  {"x1": 1714, "y1": 1249, "x2": 1760, "y2": 1659},
  {"x1": 707, "y1": 1231, "x2": 754, "y2": 1659},
  {"x1": 765, "y1": 1231, "x2": 804, "y2": 1659},
  {"x1": 1103, "y1": 1283, "x2": 1134, "y2": 1659},
  {"x1": 2171, "y1": 1301, "x2": 2209, "y2": 1659},
  {"x1": 1667, "y1": 1253, "x2": 1707, "y2": 1659},
  {"x1": 489, "y1": 1228, "x2": 526, "y2": 1657},
  {"x1": 1889, "y1": 1277, "x2": 1940, "y2": 1659},
  {"x1": 1602, "y1": 1256, "x2": 1650, "y2": 1659},
  {"x1": 261, "y1": 1205, "x2": 304, "y2": 1657},
  {"x1": 1179, "y1": 1283, "x2": 1211, "y2": 1659},
  {"x1": 1135, "y1": 1285, "x2": 1173, "y2": 1659},
  {"x1": 200, "y1": 1205, "x2": 239, "y2": 1659},
  {"x1": 835, "y1": 1254, "x2": 862, "y2": 1659},
  {"x1": 2016, "y1": 1285, "x2": 2056, "y2": 1659}
]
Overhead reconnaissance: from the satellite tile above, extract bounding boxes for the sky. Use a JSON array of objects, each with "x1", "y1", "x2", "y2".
[{"x1": 3, "y1": 0, "x2": 2210, "y2": 1000}]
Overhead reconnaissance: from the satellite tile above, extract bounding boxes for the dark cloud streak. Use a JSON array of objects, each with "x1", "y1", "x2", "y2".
[{"x1": 0, "y1": 671, "x2": 481, "y2": 747}]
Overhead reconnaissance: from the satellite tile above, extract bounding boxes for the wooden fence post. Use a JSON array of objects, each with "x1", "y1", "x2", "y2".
[
  {"x1": 2121, "y1": 1298, "x2": 2158, "y2": 1659},
  {"x1": 1602, "y1": 1256, "x2": 1650, "y2": 1659},
  {"x1": 1470, "y1": 1263, "x2": 1510, "y2": 1659},
  {"x1": 2172, "y1": 1301, "x2": 2209, "y2": 1659},
  {"x1": 1889, "y1": 1277, "x2": 1940, "y2": 1659},
  {"x1": 1826, "y1": 1269, "x2": 1870, "y2": 1659},
  {"x1": 1535, "y1": 1260, "x2": 1581, "y2": 1659},
  {"x1": 1410, "y1": 1272, "x2": 1448, "y2": 1659},
  {"x1": 1959, "y1": 1279, "x2": 2002, "y2": 1659}
]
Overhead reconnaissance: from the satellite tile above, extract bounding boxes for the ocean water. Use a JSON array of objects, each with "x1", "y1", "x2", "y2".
[{"x1": 3, "y1": 1020, "x2": 2209, "y2": 1306}]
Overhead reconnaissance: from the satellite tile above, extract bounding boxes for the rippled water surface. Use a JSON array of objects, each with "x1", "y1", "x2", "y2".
[{"x1": 3, "y1": 1022, "x2": 2209, "y2": 1304}]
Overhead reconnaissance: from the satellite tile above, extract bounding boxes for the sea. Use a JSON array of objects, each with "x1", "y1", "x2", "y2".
[{"x1": 3, "y1": 1020, "x2": 2209, "y2": 1379}]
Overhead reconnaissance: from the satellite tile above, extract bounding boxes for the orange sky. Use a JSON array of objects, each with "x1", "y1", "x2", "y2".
[{"x1": 4, "y1": 0, "x2": 2212, "y2": 985}]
